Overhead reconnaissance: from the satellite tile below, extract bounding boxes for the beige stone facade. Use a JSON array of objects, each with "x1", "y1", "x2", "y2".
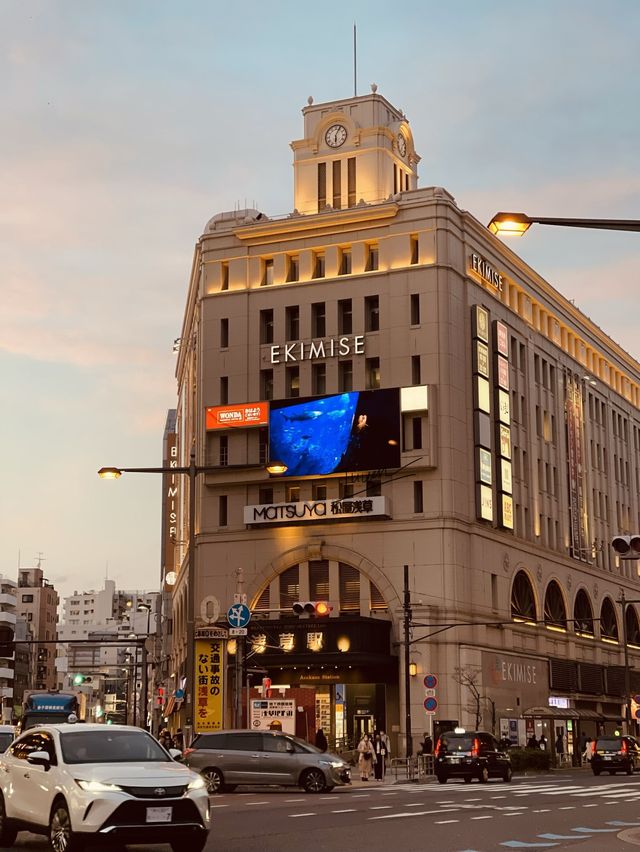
[{"x1": 169, "y1": 91, "x2": 640, "y2": 755}]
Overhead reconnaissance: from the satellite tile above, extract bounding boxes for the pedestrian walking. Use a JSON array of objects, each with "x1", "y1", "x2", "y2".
[
  {"x1": 358, "y1": 733, "x2": 376, "y2": 781},
  {"x1": 539, "y1": 734, "x2": 548, "y2": 751},
  {"x1": 555, "y1": 731, "x2": 565, "y2": 765},
  {"x1": 527, "y1": 734, "x2": 538, "y2": 749},
  {"x1": 373, "y1": 731, "x2": 387, "y2": 780},
  {"x1": 419, "y1": 732, "x2": 433, "y2": 755},
  {"x1": 315, "y1": 728, "x2": 328, "y2": 752}
]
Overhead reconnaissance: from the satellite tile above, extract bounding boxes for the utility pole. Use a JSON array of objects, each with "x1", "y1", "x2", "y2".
[
  {"x1": 403, "y1": 564, "x2": 413, "y2": 759},
  {"x1": 234, "y1": 567, "x2": 245, "y2": 728}
]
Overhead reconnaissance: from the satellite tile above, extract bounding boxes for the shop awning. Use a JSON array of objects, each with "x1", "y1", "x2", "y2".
[{"x1": 522, "y1": 706, "x2": 604, "y2": 721}]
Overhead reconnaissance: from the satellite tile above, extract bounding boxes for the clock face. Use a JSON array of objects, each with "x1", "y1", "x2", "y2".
[
  {"x1": 325, "y1": 124, "x2": 347, "y2": 148},
  {"x1": 397, "y1": 134, "x2": 407, "y2": 157}
]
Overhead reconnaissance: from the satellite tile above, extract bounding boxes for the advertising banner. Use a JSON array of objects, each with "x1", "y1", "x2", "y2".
[
  {"x1": 194, "y1": 638, "x2": 225, "y2": 732},
  {"x1": 206, "y1": 401, "x2": 269, "y2": 431},
  {"x1": 250, "y1": 699, "x2": 296, "y2": 734}
]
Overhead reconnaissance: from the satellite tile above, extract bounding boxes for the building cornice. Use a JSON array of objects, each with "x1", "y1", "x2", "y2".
[{"x1": 233, "y1": 203, "x2": 399, "y2": 242}]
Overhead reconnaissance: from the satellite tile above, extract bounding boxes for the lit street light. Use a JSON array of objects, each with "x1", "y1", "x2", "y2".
[
  {"x1": 487, "y1": 211, "x2": 640, "y2": 237},
  {"x1": 98, "y1": 451, "x2": 287, "y2": 741}
]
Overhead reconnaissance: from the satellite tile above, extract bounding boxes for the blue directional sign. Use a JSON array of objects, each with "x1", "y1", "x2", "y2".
[{"x1": 227, "y1": 603, "x2": 251, "y2": 629}]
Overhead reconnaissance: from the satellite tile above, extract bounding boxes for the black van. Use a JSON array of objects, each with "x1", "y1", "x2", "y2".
[{"x1": 591, "y1": 735, "x2": 640, "y2": 776}]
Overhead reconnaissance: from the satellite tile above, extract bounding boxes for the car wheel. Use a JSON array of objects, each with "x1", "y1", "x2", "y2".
[
  {"x1": 301, "y1": 768, "x2": 327, "y2": 793},
  {"x1": 463, "y1": 776, "x2": 472, "y2": 784},
  {"x1": 627, "y1": 763, "x2": 634, "y2": 776},
  {"x1": 436, "y1": 773, "x2": 447, "y2": 784},
  {"x1": 201, "y1": 767, "x2": 225, "y2": 794},
  {"x1": 0, "y1": 793, "x2": 17, "y2": 847},
  {"x1": 171, "y1": 834, "x2": 207, "y2": 852},
  {"x1": 49, "y1": 800, "x2": 83, "y2": 852},
  {"x1": 592, "y1": 768, "x2": 601, "y2": 776},
  {"x1": 503, "y1": 766, "x2": 513, "y2": 783},
  {"x1": 478, "y1": 766, "x2": 489, "y2": 784}
]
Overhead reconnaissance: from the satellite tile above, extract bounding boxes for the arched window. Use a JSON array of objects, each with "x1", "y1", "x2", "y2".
[
  {"x1": 626, "y1": 605, "x2": 640, "y2": 648},
  {"x1": 544, "y1": 581, "x2": 567, "y2": 630},
  {"x1": 600, "y1": 598, "x2": 619, "y2": 642},
  {"x1": 574, "y1": 589, "x2": 595, "y2": 637},
  {"x1": 511, "y1": 571, "x2": 537, "y2": 624}
]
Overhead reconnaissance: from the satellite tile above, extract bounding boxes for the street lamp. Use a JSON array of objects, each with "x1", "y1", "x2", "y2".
[
  {"x1": 98, "y1": 451, "x2": 287, "y2": 741},
  {"x1": 487, "y1": 211, "x2": 640, "y2": 237}
]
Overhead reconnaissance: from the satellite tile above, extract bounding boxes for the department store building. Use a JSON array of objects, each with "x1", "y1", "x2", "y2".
[{"x1": 167, "y1": 89, "x2": 640, "y2": 756}]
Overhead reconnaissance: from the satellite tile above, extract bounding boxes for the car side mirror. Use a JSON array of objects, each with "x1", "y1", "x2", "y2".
[
  {"x1": 27, "y1": 750, "x2": 51, "y2": 770},
  {"x1": 169, "y1": 748, "x2": 182, "y2": 760}
]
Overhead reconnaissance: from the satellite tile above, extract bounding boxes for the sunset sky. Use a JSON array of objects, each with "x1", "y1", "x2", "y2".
[{"x1": 2, "y1": 0, "x2": 639, "y2": 600}]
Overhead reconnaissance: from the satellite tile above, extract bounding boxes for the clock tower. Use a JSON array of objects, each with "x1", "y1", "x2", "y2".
[{"x1": 291, "y1": 88, "x2": 420, "y2": 216}]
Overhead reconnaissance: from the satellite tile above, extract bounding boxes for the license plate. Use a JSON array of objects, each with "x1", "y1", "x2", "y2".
[
  {"x1": 146, "y1": 807, "x2": 172, "y2": 823},
  {"x1": 604, "y1": 755, "x2": 611, "y2": 761}
]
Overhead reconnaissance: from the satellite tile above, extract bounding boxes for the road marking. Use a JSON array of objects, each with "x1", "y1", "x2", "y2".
[
  {"x1": 539, "y1": 834, "x2": 583, "y2": 841},
  {"x1": 492, "y1": 795, "x2": 507, "y2": 799},
  {"x1": 471, "y1": 815, "x2": 493, "y2": 820},
  {"x1": 210, "y1": 804, "x2": 229, "y2": 809},
  {"x1": 369, "y1": 805, "x2": 392, "y2": 810},
  {"x1": 381, "y1": 792, "x2": 398, "y2": 796},
  {"x1": 532, "y1": 809, "x2": 551, "y2": 813},
  {"x1": 246, "y1": 801, "x2": 269, "y2": 805},
  {"x1": 320, "y1": 796, "x2": 334, "y2": 800},
  {"x1": 435, "y1": 819, "x2": 459, "y2": 824},
  {"x1": 332, "y1": 808, "x2": 356, "y2": 813},
  {"x1": 289, "y1": 813, "x2": 316, "y2": 818},
  {"x1": 352, "y1": 794, "x2": 369, "y2": 798},
  {"x1": 465, "y1": 798, "x2": 481, "y2": 802},
  {"x1": 370, "y1": 808, "x2": 458, "y2": 820},
  {"x1": 607, "y1": 821, "x2": 640, "y2": 826},
  {"x1": 558, "y1": 806, "x2": 576, "y2": 810},
  {"x1": 503, "y1": 812, "x2": 525, "y2": 817},
  {"x1": 572, "y1": 826, "x2": 620, "y2": 833},
  {"x1": 285, "y1": 798, "x2": 305, "y2": 802},
  {"x1": 437, "y1": 800, "x2": 455, "y2": 804},
  {"x1": 500, "y1": 843, "x2": 558, "y2": 849},
  {"x1": 405, "y1": 802, "x2": 425, "y2": 807},
  {"x1": 583, "y1": 804, "x2": 598, "y2": 807}
]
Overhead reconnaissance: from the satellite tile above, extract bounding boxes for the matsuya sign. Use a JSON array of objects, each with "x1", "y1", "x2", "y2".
[{"x1": 244, "y1": 496, "x2": 390, "y2": 526}]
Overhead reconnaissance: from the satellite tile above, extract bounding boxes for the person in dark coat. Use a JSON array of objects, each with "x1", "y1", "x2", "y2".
[
  {"x1": 527, "y1": 734, "x2": 538, "y2": 749},
  {"x1": 315, "y1": 728, "x2": 328, "y2": 752}
]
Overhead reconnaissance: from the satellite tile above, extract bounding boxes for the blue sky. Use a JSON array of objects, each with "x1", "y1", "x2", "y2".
[{"x1": 2, "y1": 1, "x2": 639, "y2": 600}]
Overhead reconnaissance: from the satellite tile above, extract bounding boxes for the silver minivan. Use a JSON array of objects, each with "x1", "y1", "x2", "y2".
[{"x1": 183, "y1": 730, "x2": 351, "y2": 793}]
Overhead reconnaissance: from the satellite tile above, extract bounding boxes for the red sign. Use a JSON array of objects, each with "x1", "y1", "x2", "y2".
[{"x1": 206, "y1": 402, "x2": 269, "y2": 431}]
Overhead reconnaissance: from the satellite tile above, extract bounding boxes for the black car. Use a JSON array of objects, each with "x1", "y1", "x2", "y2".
[
  {"x1": 591, "y1": 735, "x2": 640, "y2": 776},
  {"x1": 434, "y1": 729, "x2": 512, "y2": 784}
]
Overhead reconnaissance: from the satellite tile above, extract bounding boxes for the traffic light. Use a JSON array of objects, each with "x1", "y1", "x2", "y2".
[
  {"x1": 156, "y1": 687, "x2": 165, "y2": 708},
  {"x1": 292, "y1": 601, "x2": 333, "y2": 616},
  {"x1": 612, "y1": 535, "x2": 640, "y2": 559},
  {"x1": 73, "y1": 674, "x2": 92, "y2": 686}
]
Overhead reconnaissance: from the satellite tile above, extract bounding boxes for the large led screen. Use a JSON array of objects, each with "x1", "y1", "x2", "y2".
[{"x1": 269, "y1": 388, "x2": 401, "y2": 477}]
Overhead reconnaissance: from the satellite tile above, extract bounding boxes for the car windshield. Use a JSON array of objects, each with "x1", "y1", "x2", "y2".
[
  {"x1": 441, "y1": 735, "x2": 474, "y2": 752},
  {"x1": 287, "y1": 735, "x2": 320, "y2": 753},
  {"x1": 24, "y1": 714, "x2": 72, "y2": 729},
  {"x1": 0, "y1": 733, "x2": 12, "y2": 752},
  {"x1": 596, "y1": 738, "x2": 623, "y2": 750},
  {"x1": 60, "y1": 730, "x2": 171, "y2": 764}
]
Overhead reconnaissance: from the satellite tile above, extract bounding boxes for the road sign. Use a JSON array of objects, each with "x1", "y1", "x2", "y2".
[
  {"x1": 234, "y1": 593, "x2": 248, "y2": 605},
  {"x1": 229, "y1": 627, "x2": 248, "y2": 636},
  {"x1": 424, "y1": 688, "x2": 436, "y2": 698},
  {"x1": 423, "y1": 674, "x2": 438, "y2": 689},
  {"x1": 227, "y1": 603, "x2": 251, "y2": 628},
  {"x1": 423, "y1": 696, "x2": 438, "y2": 713}
]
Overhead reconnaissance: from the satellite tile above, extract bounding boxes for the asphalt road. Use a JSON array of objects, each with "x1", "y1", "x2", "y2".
[{"x1": 9, "y1": 772, "x2": 640, "y2": 852}]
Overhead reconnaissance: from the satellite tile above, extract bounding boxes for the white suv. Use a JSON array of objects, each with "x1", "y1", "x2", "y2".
[{"x1": 0, "y1": 724, "x2": 210, "y2": 852}]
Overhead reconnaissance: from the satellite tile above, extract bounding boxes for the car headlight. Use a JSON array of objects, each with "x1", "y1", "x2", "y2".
[
  {"x1": 188, "y1": 776, "x2": 206, "y2": 790},
  {"x1": 319, "y1": 760, "x2": 345, "y2": 769},
  {"x1": 76, "y1": 779, "x2": 122, "y2": 793}
]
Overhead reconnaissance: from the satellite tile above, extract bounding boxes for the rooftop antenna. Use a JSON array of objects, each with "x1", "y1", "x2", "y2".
[
  {"x1": 35, "y1": 552, "x2": 45, "y2": 569},
  {"x1": 353, "y1": 21, "x2": 357, "y2": 97}
]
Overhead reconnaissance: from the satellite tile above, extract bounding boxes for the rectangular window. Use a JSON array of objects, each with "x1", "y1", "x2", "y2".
[
  {"x1": 365, "y1": 244, "x2": 379, "y2": 271},
  {"x1": 312, "y1": 482, "x2": 328, "y2": 501},
  {"x1": 410, "y1": 235, "x2": 419, "y2": 265},
  {"x1": 219, "y1": 435, "x2": 228, "y2": 466},
  {"x1": 221, "y1": 262, "x2": 229, "y2": 291},
  {"x1": 220, "y1": 376, "x2": 229, "y2": 405},
  {"x1": 22, "y1": 594, "x2": 33, "y2": 603},
  {"x1": 412, "y1": 416, "x2": 423, "y2": 450},
  {"x1": 312, "y1": 363, "x2": 326, "y2": 396},
  {"x1": 393, "y1": 164, "x2": 398, "y2": 195},
  {"x1": 260, "y1": 369, "x2": 273, "y2": 401},
  {"x1": 312, "y1": 252, "x2": 325, "y2": 279},
  {"x1": 332, "y1": 160, "x2": 342, "y2": 209},
  {"x1": 366, "y1": 478, "x2": 382, "y2": 497},
  {"x1": 318, "y1": 163, "x2": 326, "y2": 211},
  {"x1": 491, "y1": 574, "x2": 498, "y2": 610},
  {"x1": 411, "y1": 355, "x2": 421, "y2": 385},
  {"x1": 261, "y1": 258, "x2": 274, "y2": 286},
  {"x1": 413, "y1": 481, "x2": 424, "y2": 513},
  {"x1": 410, "y1": 293, "x2": 420, "y2": 325},
  {"x1": 260, "y1": 309, "x2": 274, "y2": 344},
  {"x1": 312, "y1": 302, "x2": 326, "y2": 337},
  {"x1": 286, "y1": 484, "x2": 300, "y2": 502},
  {"x1": 280, "y1": 565, "x2": 300, "y2": 610},
  {"x1": 219, "y1": 495, "x2": 228, "y2": 527},
  {"x1": 338, "y1": 299, "x2": 352, "y2": 335},
  {"x1": 347, "y1": 157, "x2": 356, "y2": 207},
  {"x1": 339, "y1": 248, "x2": 352, "y2": 275},
  {"x1": 286, "y1": 366, "x2": 300, "y2": 398},
  {"x1": 309, "y1": 560, "x2": 330, "y2": 600},
  {"x1": 339, "y1": 360, "x2": 353, "y2": 392},
  {"x1": 365, "y1": 295, "x2": 380, "y2": 332},
  {"x1": 339, "y1": 480, "x2": 355, "y2": 499},
  {"x1": 258, "y1": 486, "x2": 273, "y2": 504},
  {"x1": 220, "y1": 318, "x2": 229, "y2": 349},
  {"x1": 366, "y1": 357, "x2": 380, "y2": 389},
  {"x1": 286, "y1": 306, "x2": 299, "y2": 341},
  {"x1": 286, "y1": 255, "x2": 299, "y2": 282},
  {"x1": 339, "y1": 563, "x2": 360, "y2": 613},
  {"x1": 258, "y1": 427, "x2": 268, "y2": 465}
]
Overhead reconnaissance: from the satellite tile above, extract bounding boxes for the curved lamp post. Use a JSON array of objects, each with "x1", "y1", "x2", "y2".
[
  {"x1": 487, "y1": 212, "x2": 640, "y2": 237},
  {"x1": 98, "y1": 451, "x2": 287, "y2": 739}
]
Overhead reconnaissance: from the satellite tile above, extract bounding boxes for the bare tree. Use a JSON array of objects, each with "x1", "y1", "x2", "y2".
[{"x1": 453, "y1": 667, "x2": 483, "y2": 730}]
